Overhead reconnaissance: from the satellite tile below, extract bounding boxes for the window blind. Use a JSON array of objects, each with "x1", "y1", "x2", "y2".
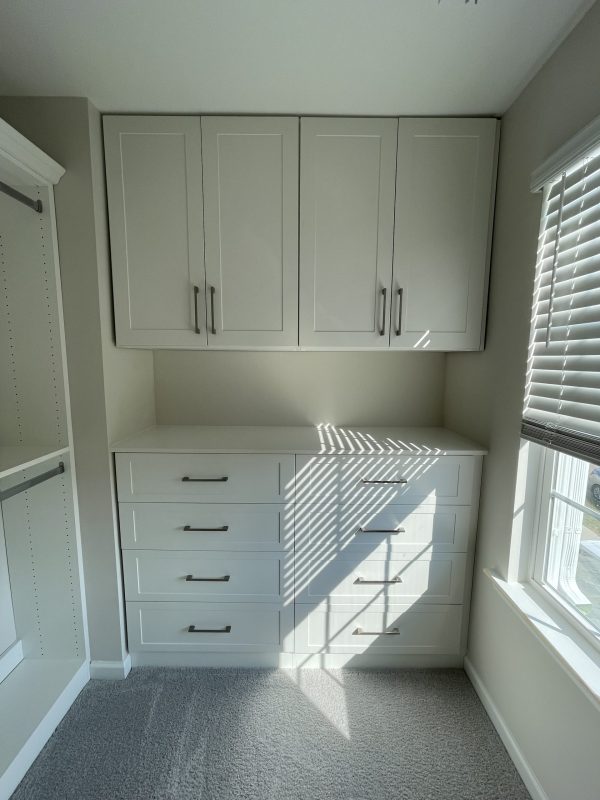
[{"x1": 522, "y1": 145, "x2": 600, "y2": 465}]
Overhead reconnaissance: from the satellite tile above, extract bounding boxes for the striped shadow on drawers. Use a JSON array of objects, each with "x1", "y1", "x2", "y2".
[
  {"x1": 295, "y1": 455, "x2": 475, "y2": 506},
  {"x1": 294, "y1": 604, "x2": 463, "y2": 654},
  {"x1": 294, "y1": 503, "x2": 474, "y2": 554},
  {"x1": 294, "y1": 552, "x2": 466, "y2": 605}
]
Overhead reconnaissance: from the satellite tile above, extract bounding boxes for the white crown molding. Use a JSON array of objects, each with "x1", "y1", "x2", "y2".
[
  {"x1": 531, "y1": 111, "x2": 600, "y2": 191},
  {"x1": 0, "y1": 116, "x2": 65, "y2": 186}
]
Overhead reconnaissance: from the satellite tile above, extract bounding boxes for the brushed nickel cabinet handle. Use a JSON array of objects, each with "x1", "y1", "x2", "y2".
[
  {"x1": 355, "y1": 528, "x2": 405, "y2": 535},
  {"x1": 353, "y1": 626, "x2": 400, "y2": 636},
  {"x1": 209, "y1": 285, "x2": 216, "y2": 335},
  {"x1": 193, "y1": 285, "x2": 201, "y2": 334},
  {"x1": 185, "y1": 574, "x2": 230, "y2": 582},
  {"x1": 182, "y1": 476, "x2": 229, "y2": 483},
  {"x1": 188, "y1": 625, "x2": 231, "y2": 633},
  {"x1": 354, "y1": 576, "x2": 402, "y2": 584},
  {"x1": 360, "y1": 478, "x2": 407, "y2": 485},
  {"x1": 379, "y1": 287, "x2": 387, "y2": 336},
  {"x1": 395, "y1": 287, "x2": 403, "y2": 336},
  {"x1": 183, "y1": 525, "x2": 229, "y2": 532}
]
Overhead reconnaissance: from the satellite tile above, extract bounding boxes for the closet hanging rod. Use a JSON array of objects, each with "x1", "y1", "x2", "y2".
[
  {"x1": 0, "y1": 180, "x2": 43, "y2": 213},
  {"x1": 0, "y1": 461, "x2": 64, "y2": 503}
]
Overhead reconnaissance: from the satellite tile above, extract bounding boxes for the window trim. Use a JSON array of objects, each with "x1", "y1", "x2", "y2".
[{"x1": 528, "y1": 444, "x2": 600, "y2": 656}]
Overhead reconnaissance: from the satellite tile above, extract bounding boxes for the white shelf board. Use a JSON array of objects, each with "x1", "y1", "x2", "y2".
[
  {"x1": 0, "y1": 657, "x2": 89, "y2": 797},
  {"x1": 112, "y1": 425, "x2": 487, "y2": 456},
  {"x1": 0, "y1": 445, "x2": 70, "y2": 481}
]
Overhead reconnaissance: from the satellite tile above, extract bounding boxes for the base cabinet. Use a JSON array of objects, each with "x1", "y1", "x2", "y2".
[{"x1": 115, "y1": 434, "x2": 482, "y2": 666}]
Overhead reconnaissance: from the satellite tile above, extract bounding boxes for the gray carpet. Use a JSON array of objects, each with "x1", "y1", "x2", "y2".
[{"x1": 12, "y1": 668, "x2": 530, "y2": 800}]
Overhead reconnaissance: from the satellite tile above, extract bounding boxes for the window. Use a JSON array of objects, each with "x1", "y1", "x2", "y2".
[
  {"x1": 523, "y1": 133, "x2": 600, "y2": 644},
  {"x1": 532, "y1": 449, "x2": 600, "y2": 635}
]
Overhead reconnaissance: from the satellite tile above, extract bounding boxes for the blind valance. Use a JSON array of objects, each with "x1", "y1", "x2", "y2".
[{"x1": 522, "y1": 145, "x2": 600, "y2": 465}]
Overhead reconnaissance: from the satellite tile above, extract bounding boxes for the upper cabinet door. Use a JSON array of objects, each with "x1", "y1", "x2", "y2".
[
  {"x1": 299, "y1": 118, "x2": 397, "y2": 348},
  {"x1": 202, "y1": 117, "x2": 299, "y2": 348},
  {"x1": 104, "y1": 116, "x2": 206, "y2": 348},
  {"x1": 392, "y1": 118, "x2": 498, "y2": 351}
]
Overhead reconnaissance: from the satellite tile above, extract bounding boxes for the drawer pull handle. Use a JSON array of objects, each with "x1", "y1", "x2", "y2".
[
  {"x1": 209, "y1": 285, "x2": 217, "y2": 335},
  {"x1": 353, "y1": 627, "x2": 400, "y2": 636},
  {"x1": 184, "y1": 525, "x2": 229, "y2": 532},
  {"x1": 354, "y1": 576, "x2": 402, "y2": 584},
  {"x1": 193, "y1": 285, "x2": 201, "y2": 334},
  {"x1": 378, "y1": 286, "x2": 387, "y2": 336},
  {"x1": 185, "y1": 574, "x2": 231, "y2": 582},
  {"x1": 188, "y1": 625, "x2": 232, "y2": 634},
  {"x1": 360, "y1": 479, "x2": 407, "y2": 485},
  {"x1": 182, "y1": 476, "x2": 229, "y2": 483},
  {"x1": 356, "y1": 528, "x2": 405, "y2": 535},
  {"x1": 395, "y1": 287, "x2": 403, "y2": 337}
]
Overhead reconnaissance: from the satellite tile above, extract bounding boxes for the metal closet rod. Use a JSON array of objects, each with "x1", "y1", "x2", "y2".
[
  {"x1": 0, "y1": 180, "x2": 43, "y2": 213},
  {"x1": 0, "y1": 461, "x2": 65, "y2": 503}
]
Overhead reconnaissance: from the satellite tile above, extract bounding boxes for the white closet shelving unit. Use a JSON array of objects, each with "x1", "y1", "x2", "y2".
[{"x1": 0, "y1": 118, "x2": 89, "y2": 800}]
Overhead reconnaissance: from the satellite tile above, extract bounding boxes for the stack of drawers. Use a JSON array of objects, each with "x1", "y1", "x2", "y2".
[
  {"x1": 293, "y1": 454, "x2": 480, "y2": 656},
  {"x1": 116, "y1": 453, "x2": 295, "y2": 656},
  {"x1": 114, "y1": 439, "x2": 482, "y2": 665}
]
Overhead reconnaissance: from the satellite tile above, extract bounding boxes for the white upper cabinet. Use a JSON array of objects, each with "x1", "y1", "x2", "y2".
[
  {"x1": 201, "y1": 117, "x2": 299, "y2": 348},
  {"x1": 103, "y1": 114, "x2": 498, "y2": 351},
  {"x1": 104, "y1": 116, "x2": 206, "y2": 347},
  {"x1": 391, "y1": 118, "x2": 498, "y2": 351},
  {"x1": 299, "y1": 118, "x2": 398, "y2": 348}
]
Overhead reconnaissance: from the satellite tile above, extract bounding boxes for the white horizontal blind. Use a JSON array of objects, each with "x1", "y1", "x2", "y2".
[{"x1": 522, "y1": 145, "x2": 600, "y2": 464}]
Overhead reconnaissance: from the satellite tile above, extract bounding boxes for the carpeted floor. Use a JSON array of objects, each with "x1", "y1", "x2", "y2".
[{"x1": 12, "y1": 668, "x2": 531, "y2": 800}]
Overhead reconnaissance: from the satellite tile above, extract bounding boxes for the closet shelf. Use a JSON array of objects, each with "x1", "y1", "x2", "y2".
[
  {"x1": 0, "y1": 445, "x2": 70, "y2": 481},
  {"x1": 0, "y1": 657, "x2": 88, "y2": 782}
]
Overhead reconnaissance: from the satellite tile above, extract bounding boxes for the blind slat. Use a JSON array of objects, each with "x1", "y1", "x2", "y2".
[{"x1": 523, "y1": 146, "x2": 600, "y2": 463}]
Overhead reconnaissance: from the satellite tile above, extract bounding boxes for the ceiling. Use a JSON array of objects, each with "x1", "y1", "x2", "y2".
[{"x1": 0, "y1": 0, "x2": 594, "y2": 115}]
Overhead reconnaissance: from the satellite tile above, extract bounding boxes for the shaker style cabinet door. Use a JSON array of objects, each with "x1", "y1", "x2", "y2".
[
  {"x1": 201, "y1": 117, "x2": 299, "y2": 348},
  {"x1": 391, "y1": 118, "x2": 498, "y2": 351},
  {"x1": 103, "y1": 116, "x2": 207, "y2": 347},
  {"x1": 299, "y1": 117, "x2": 397, "y2": 348}
]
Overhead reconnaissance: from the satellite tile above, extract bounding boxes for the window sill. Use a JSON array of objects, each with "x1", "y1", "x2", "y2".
[{"x1": 485, "y1": 567, "x2": 600, "y2": 712}]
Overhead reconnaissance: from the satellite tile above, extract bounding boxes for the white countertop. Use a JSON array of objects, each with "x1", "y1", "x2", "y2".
[{"x1": 111, "y1": 425, "x2": 486, "y2": 456}]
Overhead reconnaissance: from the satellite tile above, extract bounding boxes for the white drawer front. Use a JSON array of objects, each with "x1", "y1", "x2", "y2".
[
  {"x1": 127, "y1": 601, "x2": 293, "y2": 652},
  {"x1": 116, "y1": 453, "x2": 295, "y2": 502},
  {"x1": 294, "y1": 604, "x2": 462, "y2": 653},
  {"x1": 295, "y1": 503, "x2": 473, "y2": 554},
  {"x1": 295, "y1": 553, "x2": 466, "y2": 605},
  {"x1": 123, "y1": 551, "x2": 291, "y2": 603},
  {"x1": 295, "y1": 455, "x2": 477, "y2": 506},
  {"x1": 119, "y1": 503, "x2": 291, "y2": 551}
]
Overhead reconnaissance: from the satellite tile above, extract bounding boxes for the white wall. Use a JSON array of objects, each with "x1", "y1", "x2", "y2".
[
  {"x1": 0, "y1": 97, "x2": 156, "y2": 666},
  {"x1": 154, "y1": 350, "x2": 445, "y2": 426},
  {"x1": 444, "y1": 3, "x2": 600, "y2": 797}
]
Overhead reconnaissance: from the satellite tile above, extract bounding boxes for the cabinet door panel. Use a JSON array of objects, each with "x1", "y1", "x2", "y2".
[
  {"x1": 104, "y1": 116, "x2": 206, "y2": 347},
  {"x1": 392, "y1": 118, "x2": 498, "y2": 351},
  {"x1": 202, "y1": 117, "x2": 299, "y2": 348},
  {"x1": 299, "y1": 118, "x2": 397, "y2": 348}
]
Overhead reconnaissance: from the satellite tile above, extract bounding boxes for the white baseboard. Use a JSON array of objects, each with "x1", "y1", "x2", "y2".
[
  {"x1": 0, "y1": 639, "x2": 23, "y2": 684},
  {"x1": 131, "y1": 651, "x2": 463, "y2": 669},
  {"x1": 464, "y1": 656, "x2": 549, "y2": 800},
  {"x1": 90, "y1": 654, "x2": 132, "y2": 680}
]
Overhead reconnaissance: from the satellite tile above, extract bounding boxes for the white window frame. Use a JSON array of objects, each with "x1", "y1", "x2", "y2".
[{"x1": 528, "y1": 444, "x2": 600, "y2": 655}]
